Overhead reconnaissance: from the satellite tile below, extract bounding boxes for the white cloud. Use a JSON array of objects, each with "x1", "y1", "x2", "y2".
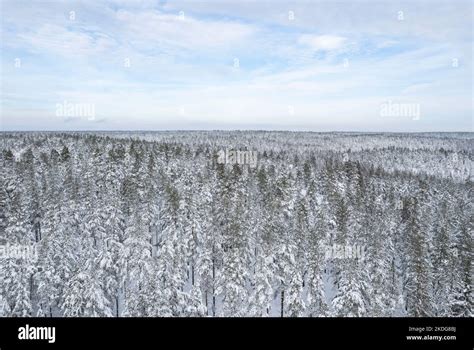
[
  {"x1": 115, "y1": 10, "x2": 255, "y2": 51},
  {"x1": 17, "y1": 24, "x2": 117, "y2": 57},
  {"x1": 298, "y1": 34, "x2": 347, "y2": 52}
]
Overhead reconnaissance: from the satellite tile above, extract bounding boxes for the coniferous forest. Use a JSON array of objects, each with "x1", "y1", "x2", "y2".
[{"x1": 0, "y1": 131, "x2": 472, "y2": 317}]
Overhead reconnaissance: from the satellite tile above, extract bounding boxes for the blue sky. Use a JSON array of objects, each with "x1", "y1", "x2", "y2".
[{"x1": 1, "y1": 0, "x2": 472, "y2": 131}]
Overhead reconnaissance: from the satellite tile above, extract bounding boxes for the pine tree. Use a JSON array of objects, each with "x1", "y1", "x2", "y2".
[
  {"x1": 404, "y1": 197, "x2": 434, "y2": 317},
  {"x1": 306, "y1": 206, "x2": 329, "y2": 317}
]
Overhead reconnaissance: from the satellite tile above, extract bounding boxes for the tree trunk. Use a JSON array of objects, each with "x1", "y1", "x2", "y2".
[
  {"x1": 212, "y1": 258, "x2": 216, "y2": 316},
  {"x1": 115, "y1": 296, "x2": 119, "y2": 317},
  {"x1": 205, "y1": 291, "x2": 209, "y2": 316},
  {"x1": 281, "y1": 290, "x2": 285, "y2": 317}
]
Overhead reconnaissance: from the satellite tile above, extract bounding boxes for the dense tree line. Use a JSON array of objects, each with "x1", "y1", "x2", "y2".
[{"x1": 0, "y1": 132, "x2": 472, "y2": 317}]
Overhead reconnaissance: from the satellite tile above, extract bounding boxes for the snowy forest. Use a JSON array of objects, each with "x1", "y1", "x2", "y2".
[{"x1": 0, "y1": 131, "x2": 472, "y2": 317}]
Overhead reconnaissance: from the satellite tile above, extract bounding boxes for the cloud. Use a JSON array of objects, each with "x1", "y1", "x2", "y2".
[
  {"x1": 401, "y1": 82, "x2": 439, "y2": 95},
  {"x1": 16, "y1": 24, "x2": 117, "y2": 57},
  {"x1": 298, "y1": 34, "x2": 347, "y2": 51},
  {"x1": 115, "y1": 9, "x2": 255, "y2": 51}
]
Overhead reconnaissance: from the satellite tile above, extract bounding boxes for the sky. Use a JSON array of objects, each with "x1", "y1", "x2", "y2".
[{"x1": 0, "y1": 0, "x2": 472, "y2": 131}]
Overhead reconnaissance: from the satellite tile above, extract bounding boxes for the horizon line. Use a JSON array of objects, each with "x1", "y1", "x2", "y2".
[{"x1": 1, "y1": 130, "x2": 473, "y2": 134}]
